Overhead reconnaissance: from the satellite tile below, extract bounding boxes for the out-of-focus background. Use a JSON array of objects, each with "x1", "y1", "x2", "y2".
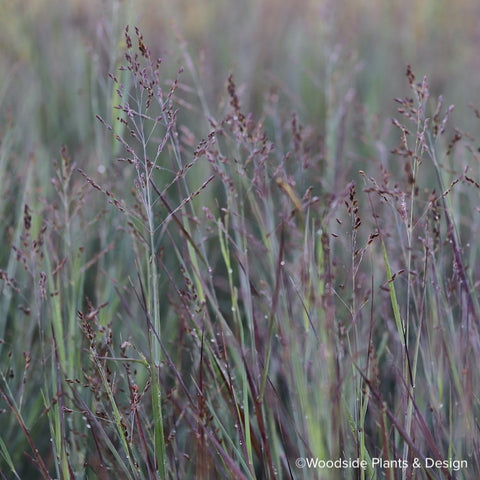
[{"x1": 1, "y1": 0, "x2": 480, "y2": 153}]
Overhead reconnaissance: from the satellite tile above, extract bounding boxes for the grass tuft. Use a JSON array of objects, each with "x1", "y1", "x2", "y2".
[{"x1": 1, "y1": 3, "x2": 480, "y2": 479}]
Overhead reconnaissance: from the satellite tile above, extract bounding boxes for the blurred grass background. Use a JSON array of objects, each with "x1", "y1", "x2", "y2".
[
  {"x1": 1, "y1": 0, "x2": 480, "y2": 198},
  {"x1": 2, "y1": 0, "x2": 480, "y2": 138}
]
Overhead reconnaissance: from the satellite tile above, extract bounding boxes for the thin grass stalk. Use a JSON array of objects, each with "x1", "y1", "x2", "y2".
[
  {"x1": 134, "y1": 269, "x2": 166, "y2": 479},
  {"x1": 244, "y1": 356, "x2": 277, "y2": 478},
  {"x1": 217, "y1": 237, "x2": 255, "y2": 474},
  {"x1": 0, "y1": 379, "x2": 52, "y2": 480},
  {"x1": 54, "y1": 148, "x2": 83, "y2": 383},
  {"x1": 224, "y1": 362, "x2": 256, "y2": 477},
  {"x1": 195, "y1": 335, "x2": 209, "y2": 480},
  {"x1": 216, "y1": 215, "x2": 255, "y2": 470},
  {"x1": 427, "y1": 135, "x2": 479, "y2": 326},
  {"x1": 0, "y1": 436, "x2": 21, "y2": 480},
  {"x1": 91, "y1": 352, "x2": 141, "y2": 479},
  {"x1": 346, "y1": 184, "x2": 374, "y2": 479},
  {"x1": 378, "y1": 228, "x2": 418, "y2": 476},
  {"x1": 379, "y1": 405, "x2": 395, "y2": 480},
  {"x1": 198, "y1": 402, "x2": 252, "y2": 480},
  {"x1": 69, "y1": 386, "x2": 137, "y2": 480},
  {"x1": 258, "y1": 223, "x2": 285, "y2": 404},
  {"x1": 0, "y1": 162, "x2": 34, "y2": 355},
  {"x1": 145, "y1": 170, "x2": 167, "y2": 480},
  {"x1": 400, "y1": 74, "x2": 434, "y2": 478},
  {"x1": 43, "y1": 334, "x2": 73, "y2": 480},
  {"x1": 229, "y1": 193, "x2": 264, "y2": 471}
]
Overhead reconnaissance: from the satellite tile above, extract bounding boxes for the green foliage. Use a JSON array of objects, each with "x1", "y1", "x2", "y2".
[{"x1": 1, "y1": 1, "x2": 480, "y2": 479}]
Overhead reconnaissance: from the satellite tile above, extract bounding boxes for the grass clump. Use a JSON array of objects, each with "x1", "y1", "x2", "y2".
[{"x1": 1, "y1": 5, "x2": 480, "y2": 480}]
